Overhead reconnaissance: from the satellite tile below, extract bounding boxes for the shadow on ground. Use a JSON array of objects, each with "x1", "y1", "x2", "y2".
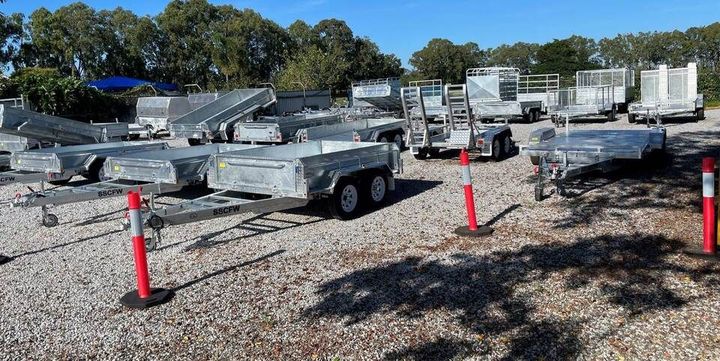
[{"x1": 306, "y1": 233, "x2": 719, "y2": 360}]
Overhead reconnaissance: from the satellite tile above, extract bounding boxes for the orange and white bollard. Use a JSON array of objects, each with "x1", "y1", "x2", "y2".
[
  {"x1": 454, "y1": 149, "x2": 493, "y2": 237},
  {"x1": 119, "y1": 191, "x2": 173, "y2": 308}
]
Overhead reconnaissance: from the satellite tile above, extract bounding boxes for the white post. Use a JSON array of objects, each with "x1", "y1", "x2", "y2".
[
  {"x1": 687, "y1": 62, "x2": 698, "y2": 101},
  {"x1": 658, "y1": 65, "x2": 669, "y2": 104}
]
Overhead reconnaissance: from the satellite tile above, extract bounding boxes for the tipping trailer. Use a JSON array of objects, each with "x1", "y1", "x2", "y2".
[
  {"x1": 10, "y1": 143, "x2": 259, "y2": 227},
  {"x1": 466, "y1": 67, "x2": 546, "y2": 122},
  {"x1": 0, "y1": 141, "x2": 168, "y2": 187},
  {"x1": 351, "y1": 78, "x2": 403, "y2": 111},
  {"x1": 138, "y1": 141, "x2": 402, "y2": 249},
  {"x1": 629, "y1": 63, "x2": 704, "y2": 123},
  {"x1": 548, "y1": 85, "x2": 617, "y2": 125},
  {"x1": 576, "y1": 68, "x2": 634, "y2": 112},
  {"x1": 401, "y1": 84, "x2": 513, "y2": 160},
  {"x1": 135, "y1": 96, "x2": 192, "y2": 138},
  {"x1": 297, "y1": 118, "x2": 406, "y2": 148},
  {"x1": 233, "y1": 111, "x2": 342, "y2": 144},
  {"x1": 188, "y1": 92, "x2": 228, "y2": 110},
  {"x1": 519, "y1": 126, "x2": 666, "y2": 201},
  {"x1": 170, "y1": 88, "x2": 276, "y2": 145}
]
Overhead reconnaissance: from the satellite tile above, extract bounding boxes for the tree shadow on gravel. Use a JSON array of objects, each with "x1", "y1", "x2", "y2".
[
  {"x1": 6, "y1": 229, "x2": 122, "y2": 260},
  {"x1": 305, "y1": 233, "x2": 718, "y2": 360}
]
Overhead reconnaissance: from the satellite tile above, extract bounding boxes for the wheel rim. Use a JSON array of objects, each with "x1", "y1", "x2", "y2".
[
  {"x1": 393, "y1": 134, "x2": 402, "y2": 149},
  {"x1": 340, "y1": 184, "x2": 358, "y2": 213},
  {"x1": 503, "y1": 137, "x2": 511, "y2": 153},
  {"x1": 370, "y1": 176, "x2": 386, "y2": 202}
]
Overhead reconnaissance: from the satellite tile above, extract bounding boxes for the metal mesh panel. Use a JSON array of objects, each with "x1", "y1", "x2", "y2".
[
  {"x1": 668, "y1": 68, "x2": 689, "y2": 102},
  {"x1": 641, "y1": 70, "x2": 660, "y2": 104},
  {"x1": 466, "y1": 68, "x2": 518, "y2": 102}
]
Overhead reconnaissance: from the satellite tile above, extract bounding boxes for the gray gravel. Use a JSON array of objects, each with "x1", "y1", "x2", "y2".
[{"x1": 2, "y1": 111, "x2": 720, "y2": 360}]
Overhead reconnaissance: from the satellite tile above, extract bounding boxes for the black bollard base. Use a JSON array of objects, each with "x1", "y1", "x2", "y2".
[
  {"x1": 120, "y1": 288, "x2": 174, "y2": 309},
  {"x1": 683, "y1": 247, "x2": 720, "y2": 262},
  {"x1": 454, "y1": 225, "x2": 494, "y2": 237},
  {"x1": 0, "y1": 255, "x2": 13, "y2": 265}
]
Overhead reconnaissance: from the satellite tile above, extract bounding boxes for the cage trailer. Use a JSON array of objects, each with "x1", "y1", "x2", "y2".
[
  {"x1": 466, "y1": 68, "x2": 554, "y2": 122},
  {"x1": 170, "y1": 88, "x2": 277, "y2": 145},
  {"x1": 233, "y1": 111, "x2": 343, "y2": 144},
  {"x1": 401, "y1": 84, "x2": 513, "y2": 160},
  {"x1": 9, "y1": 143, "x2": 259, "y2": 227},
  {"x1": 519, "y1": 126, "x2": 666, "y2": 201},
  {"x1": 136, "y1": 141, "x2": 401, "y2": 250},
  {"x1": 548, "y1": 85, "x2": 617, "y2": 126},
  {"x1": 628, "y1": 63, "x2": 704, "y2": 123},
  {"x1": 576, "y1": 68, "x2": 634, "y2": 112}
]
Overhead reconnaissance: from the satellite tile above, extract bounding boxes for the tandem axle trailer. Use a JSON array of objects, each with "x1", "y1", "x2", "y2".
[
  {"x1": 297, "y1": 117, "x2": 406, "y2": 148},
  {"x1": 138, "y1": 141, "x2": 402, "y2": 250},
  {"x1": 519, "y1": 126, "x2": 666, "y2": 201},
  {"x1": 9, "y1": 144, "x2": 259, "y2": 227}
]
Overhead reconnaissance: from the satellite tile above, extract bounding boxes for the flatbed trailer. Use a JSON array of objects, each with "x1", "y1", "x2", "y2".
[
  {"x1": 519, "y1": 126, "x2": 666, "y2": 201},
  {"x1": 9, "y1": 143, "x2": 259, "y2": 227},
  {"x1": 466, "y1": 68, "x2": 548, "y2": 122},
  {"x1": 549, "y1": 85, "x2": 617, "y2": 125},
  {"x1": 139, "y1": 141, "x2": 402, "y2": 249},
  {"x1": 629, "y1": 63, "x2": 704, "y2": 123},
  {"x1": 0, "y1": 141, "x2": 168, "y2": 187},
  {"x1": 297, "y1": 118, "x2": 406, "y2": 148},
  {"x1": 233, "y1": 111, "x2": 342, "y2": 144},
  {"x1": 170, "y1": 88, "x2": 276, "y2": 145},
  {"x1": 401, "y1": 84, "x2": 513, "y2": 160}
]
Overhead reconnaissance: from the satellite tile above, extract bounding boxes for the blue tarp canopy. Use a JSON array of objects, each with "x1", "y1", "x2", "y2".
[{"x1": 87, "y1": 76, "x2": 177, "y2": 92}]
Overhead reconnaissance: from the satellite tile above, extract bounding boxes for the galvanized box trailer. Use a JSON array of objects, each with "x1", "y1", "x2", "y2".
[
  {"x1": 402, "y1": 84, "x2": 513, "y2": 160},
  {"x1": 0, "y1": 141, "x2": 168, "y2": 187},
  {"x1": 170, "y1": 88, "x2": 276, "y2": 145},
  {"x1": 466, "y1": 67, "x2": 548, "y2": 122},
  {"x1": 519, "y1": 126, "x2": 666, "y2": 201},
  {"x1": 576, "y1": 68, "x2": 634, "y2": 112},
  {"x1": 548, "y1": 85, "x2": 617, "y2": 125},
  {"x1": 233, "y1": 111, "x2": 342, "y2": 144},
  {"x1": 10, "y1": 143, "x2": 259, "y2": 227},
  {"x1": 140, "y1": 141, "x2": 402, "y2": 249},
  {"x1": 297, "y1": 118, "x2": 406, "y2": 148},
  {"x1": 629, "y1": 63, "x2": 704, "y2": 123},
  {"x1": 135, "y1": 96, "x2": 192, "y2": 138}
]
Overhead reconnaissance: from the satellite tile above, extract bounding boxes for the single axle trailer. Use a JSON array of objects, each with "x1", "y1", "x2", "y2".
[
  {"x1": 519, "y1": 126, "x2": 666, "y2": 201},
  {"x1": 628, "y1": 63, "x2": 704, "y2": 123},
  {"x1": 9, "y1": 143, "x2": 259, "y2": 227},
  {"x1": 171, "y1": 88, "x2": 276, "y2": 145},
  {"x1": 401, "y1": 84, "x2": 512, "y2": 160},
  {"x1": 138, "y1": 141, "x2": 402, "y2": 249},
  {"x1": 234, "y1": 111, "x2": 342, "y2": 144},
  {"x1": 297, "y1": 117, "x2": 406, "y2": 148},
  {"x1": 549, "y1": 85, "x2": 617, "y2": 125},
  {"x1": 576, "y1": 68, "x2": 634, "y2": 112},
  {"x1": 0, "y1": 141, "x2": 168, "y2": 187}
]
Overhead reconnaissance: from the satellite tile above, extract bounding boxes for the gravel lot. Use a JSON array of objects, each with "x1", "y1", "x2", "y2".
[{"x1": 2, "y1": 111, "x2": 720, "y2": 360}]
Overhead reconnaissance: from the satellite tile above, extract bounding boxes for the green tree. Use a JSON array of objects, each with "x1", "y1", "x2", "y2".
[
  {"x1": 533, "y1": 38, "x2": 600, "y2": 80},
  {"x1": 276, "y1": 45, "x2": 349, "y2": 90},
  {"x1": 96, "y1": 8, "x2": 162, "y2": 79},
  {"x1": 487, "y1": 42, "x2": 538, "y2": 73},
  {"x1": 410, "y1": 38, "x2": 486, "y2": 84},
  {"x1": 0, "y1": 12, "x2": 23, "y2": 71}
]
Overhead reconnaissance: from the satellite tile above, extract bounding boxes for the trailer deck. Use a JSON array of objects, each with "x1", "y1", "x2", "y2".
[
  {"x1": 140, "y1": 141, "x2": 402, "y2": 249},
  {"x1": 520, "y1": 126, "x2": 666, "y2": 201},
  {"x1": 234, "y1": 111, "x2": 342, "y2": 144},
  {"x1": 170, "y1": 88, "x2": 276, "y2": 144}
]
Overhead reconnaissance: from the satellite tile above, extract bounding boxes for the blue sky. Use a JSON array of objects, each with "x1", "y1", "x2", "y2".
[{"x1": 3, "y1": 0, "x2": 719, "y2": 67}]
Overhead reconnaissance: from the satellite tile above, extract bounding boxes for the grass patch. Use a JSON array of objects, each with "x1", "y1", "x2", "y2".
[{"x1": 706, "y1": 99, "x2": 720, "y2": 109}]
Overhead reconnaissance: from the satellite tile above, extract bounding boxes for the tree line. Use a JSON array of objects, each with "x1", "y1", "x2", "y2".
[{"x1": 1, "y1": 0, "x2": 719, "y2": 100}]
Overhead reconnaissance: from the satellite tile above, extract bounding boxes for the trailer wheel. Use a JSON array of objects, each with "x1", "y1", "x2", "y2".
[
  {"x1": 428, "y1": 148, "x2": 441, "y2": 158},
  {"x1": 628, "y1": 113, "x2": 636, "y2": 123},
  {"x1": 128, "y1": 134, "x2": 141, "y2": 141},
  {"x1": 188, "y1": 139, "x2": 203, "y2": 146},
  {"x1": 492, "y1": 138, "x2": 503, "y2": 161},
  {"x1": 413, "y1": 149, "x2": 428, "y2": 160},
  {"x1": 42, "y1": 214, "x2": 59, "y2": 228},
  {"x1": 86, "y1": 159, "x2": 106, "y2": 182},
  {"x1": 530, "y1": 156, "x2": 540, "y2": 166},
  {"x1": 328, "y1": 178, "x2": 361, "y2": 220},
  {"x1": 379, "y1": 135, "x2": 389, "y2": 143},
  {"x1": 607, "y1": 106, "x2": 617, "y2": 122},
  {"x1": 697, "y1": 108, "x2": 705, "y2": 121},
  {"x1": 363, "y1": 173, "x2": 388, "y2": 207},
  {"x1": 501, "y1": 134, "x2": 512, "y2": 156}
]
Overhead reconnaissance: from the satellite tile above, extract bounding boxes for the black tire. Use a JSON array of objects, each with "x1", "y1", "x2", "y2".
[
  {"x1": 188, "y1": 138, "x2": 203, "y2": 146},
  {"x1": 628, "y1": 113, "x2": 636, "y2": 123},
  {"x1": 607, "y1": 106, "x2": 616, "y2": 122},
  {"x1": 530, "y1": 156, "x2": 540, "y2": 166},
  {"x1": 522, "y1": 113, "x2": 531, "y2": 123},
  {"x1": 42, "y1": 214, "x2": 59, "y2": 228},
  {"x1": 492, "y1": 138, "x2": 503, "y2": 161},
  {"x1": 532, "y1": 110, "x2": 540, "y2": 122},
  {"x1": 500, "y1": 134, "x2": 512, "y2": 158},
  {"x1": 697, "y1": 108, "x2": 705, "y2": 121},
  {"x1": 392, "y1": 133, "x2": 404, "y2": 150},
  {"x1": 362, "y1": 173, "x2": 388, "y2": 207},
  {"x1": 327, "y1": 178, "x2": 361, "y2": 220},
  {"x1": 413, "y1": 148, "x2": 428, "y2": 160},
  {"x1": 428, "y1": 148, "x2": 441, "y2": 158},
  {"x1": 128, "y1": 134, "x2": 141, "y2": 141},
  {"x1": 85, "y1": 159, "x2": 106, "y2": 182}
]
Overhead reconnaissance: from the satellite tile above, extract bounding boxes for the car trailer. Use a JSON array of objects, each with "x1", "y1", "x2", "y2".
[
  {"x1": 234, "y1": 111, "x2": 342, "y2": 144},
  {"x1": 0, "y1": 141, "x2": 168, "y2": 187},
  {"x1": 401, "y1": 84, "x2": 513, "y2": 160},
  {"x1": 576, "y1": 68, "x2": 634, "y2": 112},
  {"x1": 138, "y1": 141, "x2": 401, "y2": 250},
  {"x1": 519, "y1": 126, "x2": 666, "y2": 201},
  {"x1": 629, "y1": 63, "x2": 704, "y2": 123},
  {"x1": 548, "y1": 85, "x2": 617, "y2": 126},
  {"x1": 170, "y1": 88, "x2": 276, "y2": 145},
  {"x1": 466, "y1": 67, "x2": 550, "y2": 122},
  {"x1": 296, "y1": 117, "x2": 406, "y2": 148},
  {"x1": 9, "y1": 143, "x2": 258, "y2": 227}
]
